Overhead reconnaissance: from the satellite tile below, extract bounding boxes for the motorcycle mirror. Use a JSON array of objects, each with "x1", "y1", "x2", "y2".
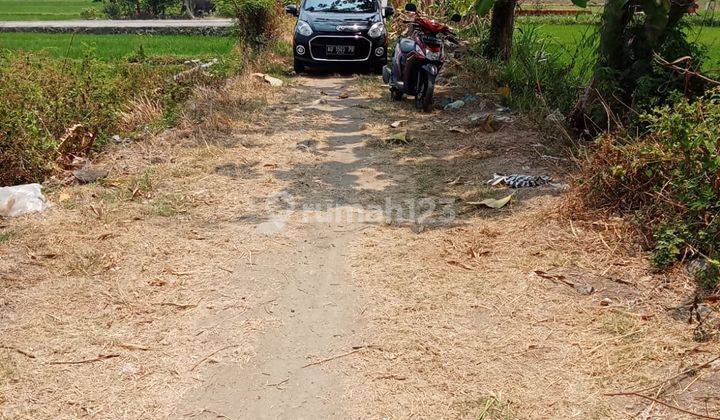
[
  {"x1": 450, "y1": 13, "x2": 462, "y2": 22},
  {"x1": 404, "y1": 3, "x2": 417, "y2": 12},
  {"x1": 284, "y1": 4, "x2": 298, "y2": 16}
]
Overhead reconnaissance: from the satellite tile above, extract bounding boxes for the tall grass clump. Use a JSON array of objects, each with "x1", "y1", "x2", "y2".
[
  {"x1": 462, "y1": 21, "x2": 596, "y2": 119},
  {"x1": 216, "y1": 0, "x2": 281, "y2": 45},
  {"x1": 570, "y1": 88, "x2": 720, "y2": 285},
  {"x1": 0, "y1": 52, "x2": 192, "y2": 185}
]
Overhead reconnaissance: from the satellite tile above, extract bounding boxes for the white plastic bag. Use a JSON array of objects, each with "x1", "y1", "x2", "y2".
[{"x1": 0, "y1": 184, "x2": 49, "y2": 217}]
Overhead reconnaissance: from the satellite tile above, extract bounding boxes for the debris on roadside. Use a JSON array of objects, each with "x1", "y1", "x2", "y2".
[
  {"x1": 112, "y1": 134, "x2": 132, "y2": 145},
  {"x1": 685, "y1": 257, "x2": 719, "y2": 280},
  {"x1": 338, "y1": 92, "x2": 350, "y2": 99},
  {"x1": 389, "y1": 120, "x2": 407, "y2": 128},
  {"x1": 58, "y1": 124, "x2": 95, "y2": 158},
  {"x1": 174, "y1": 59, "x2": 218, "y2": 83},
  {"x1": 440, "y1": 93, "x2": 478, "y2": 110},
  {"x1": 497, "y1": 85, "x2": 511, "y2": 98},
  {"x1": 670, "y1": 301, "x2": 714, "y2": 322},
  {"x1": 73, "y1": 164, "x2": 109, "y2": 184},
  {"x1": 296, "y1": 140, "x2": 318, "y2": 152},
  {"x1": 546, "y1": 109, "x2": 565, "y2": 123},
  {"x1": 443, "y1": 100, "x2": 465, "y2": 110},
  {"x1": 468, "y1": 108, "x2": 514, "y2": 132},
  {"x1": 0, "y1": 184, "x2": 50, "y2": 217},
  {"x1": 466, "y1": 194, "x2": 513, "y2": 209},
  {"x1": 487, "y1": 173, "x2": 552, "y2": 188},
  {"x1": 252, "y1": 73, "x2": 284, "y2": 87},
  {"x1": 461, "y1": 93, "x2": 478, "y2": 103},
  {"x1": 448, "y1": 126, "x2": 469, "y2": 134},
  {"x1": 576, "y1": 285, "x2": 595, "y2": 295},
  {"x1": 384, "y1": 131, "x2": 410, "y2": 145}
]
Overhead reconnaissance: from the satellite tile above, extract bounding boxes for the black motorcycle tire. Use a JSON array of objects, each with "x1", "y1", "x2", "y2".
[
  {"x1": 415, "y1": 72, "x2": 435, "y2": 112},
  {"x1": 390, "y1": 88, "x2": 404, "y2": 101}
]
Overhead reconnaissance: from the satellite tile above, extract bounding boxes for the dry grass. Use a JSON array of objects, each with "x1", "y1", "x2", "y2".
[
  {"x1": 1, "y1": 69, "x2": 718, "y2": 420},
  {"x1": 118, "y1": 94, "x2": 164, "y2": 132},
  {"x1": 341, "y1": 81, "x2": 720, "y2": 419},
  {"x1": 0, "y1": 70, "x2": 289, "y2": 419}
]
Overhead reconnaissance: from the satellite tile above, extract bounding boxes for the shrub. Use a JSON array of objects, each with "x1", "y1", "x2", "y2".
[
  {"x1": 80, "y1": 7, "x2": 101, "y2": 19},
  {"x1": 570, "y1": 88, "x2": 720, "y2": 278},
  {"x1": 101, "y1": 1, "x2": 124, "y2": 18},
  {"x1": 216, "y1": 0, "x2": 279, "y2": 44},
  {"x1": 0, "y1": 53, "x2": 191, "y2": 185},
  {"x1": 597, "y1": 20, "x2": 708, "y2": 119},
  {"x1": 461, "y1": 22, "x2": 595, "y2": 118},
  {"x1": 100, "y1": 0, "x2": 179, "y2": 19}
]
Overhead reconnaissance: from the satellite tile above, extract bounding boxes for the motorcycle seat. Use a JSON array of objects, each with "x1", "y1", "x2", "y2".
[{"x1": 398, "y1": 39, "x2": 416, "y2": 53}]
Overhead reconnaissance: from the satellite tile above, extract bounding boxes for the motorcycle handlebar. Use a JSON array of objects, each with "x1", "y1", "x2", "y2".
[{"x1": 401, "y1": 21, "x2": 459, "y2": 37}]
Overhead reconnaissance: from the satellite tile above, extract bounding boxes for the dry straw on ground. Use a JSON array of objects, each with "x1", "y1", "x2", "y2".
[{"x1": 1, "y1": 69, "x2": 718, "y2": 420}]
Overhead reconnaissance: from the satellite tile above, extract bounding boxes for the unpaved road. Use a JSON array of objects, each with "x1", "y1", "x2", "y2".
[
  {"x1": 1, "y1": 73, "x2": 718, "y2": 419},
  {"x1": 181, "y1": 77, "x2": 376, "y2": 418}
]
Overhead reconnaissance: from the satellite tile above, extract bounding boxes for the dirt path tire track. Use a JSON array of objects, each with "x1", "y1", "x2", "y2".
[
  {"x1": 179, "y1": 76, "x2": 379, "y2": 419},
  {"x1": 182, "y1": 227, "x2": 362, "y2": 419}
]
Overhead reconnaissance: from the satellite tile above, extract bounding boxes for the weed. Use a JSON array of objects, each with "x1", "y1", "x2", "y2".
[
  {"x1": 0, "y1": 231, "x2": 12, "y2": 243},
  {"x1": 148, "y1": 194, "x2": 186, "y2": 217},
  {"x1": 461, "y1": 22, "x2": 595, "y2": 120},
  {"x1": 602, "y1": 312, "x2": 638, "y2": 336},
  {"x1": 570, "y1": 88, "x2": 720, "y2": 281},
  {"x1": 216, "y1": 0, "x2": 280, "y2": 45},
  {"x1": 101, "y1": 172, "x2": 153, "y2": 203},
  {"x1": 477, "y1": 394, "x2": 513, "y2": 420},
  {"x1": 0, "y1": 50, "x2": 220, "y2": 185}
]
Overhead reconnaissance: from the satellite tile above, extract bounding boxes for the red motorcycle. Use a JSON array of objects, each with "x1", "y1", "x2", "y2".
[{"x1": 382, "y1": 4, "x2": 460, "y2": 112}]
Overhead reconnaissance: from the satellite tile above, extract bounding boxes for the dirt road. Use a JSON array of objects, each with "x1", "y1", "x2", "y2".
[{"x1": 1, "y1": 73, "x2": 718, "y2": 419}]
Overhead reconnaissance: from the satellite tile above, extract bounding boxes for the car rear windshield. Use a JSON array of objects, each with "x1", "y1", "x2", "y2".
[{"x1": 303, "y1": 0, "x2": 376, "y2": 13}]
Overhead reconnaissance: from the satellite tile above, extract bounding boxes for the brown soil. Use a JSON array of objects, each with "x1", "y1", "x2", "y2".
[{"x1": 0, "y1": 71, "x2": 718, "y2": 420}]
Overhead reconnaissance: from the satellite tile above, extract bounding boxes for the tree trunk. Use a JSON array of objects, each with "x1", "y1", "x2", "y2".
[
  {"x1": 184, "y1": 0, "x2": 196, "y2": 19},
  {"x1": 484, "y1": 0, "x2": 517, "y2": 62}
]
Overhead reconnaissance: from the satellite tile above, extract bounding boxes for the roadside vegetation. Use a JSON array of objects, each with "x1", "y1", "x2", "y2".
[
  {"x1": 448, "y1": 0, "x2": 720, "y2": 284},
  {"x1": 0, "y1": 0, "x2": 289, "y2": 186},
  {"x1": 0, "y1": 50, "x2": 221, "y2": 185}
]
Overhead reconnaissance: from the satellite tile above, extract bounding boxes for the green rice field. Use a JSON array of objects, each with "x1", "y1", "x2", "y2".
[
  {"x1": 0, "y1": 33, "x2": 236, "y2": 60},
  {"x1": 0, "y1": 0, "x2": 99, "y2": 21},
  {"x1": 531, "y1": 23, "x2": 720, "y2": 70}
]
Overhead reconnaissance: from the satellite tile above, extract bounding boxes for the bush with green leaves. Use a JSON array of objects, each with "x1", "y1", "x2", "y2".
[
  {"x1": 592, "y1": 19, "x2": 708, "y2": 124},
  {"x1": 100, "y1": 0, "x2": 180, "y2": 18},
  {"x1": 215, "y1": 0, "x2": 279, "y2": 44},
  {"x1": 572, "y1": 88, "x2": 720, "y2": 281}
]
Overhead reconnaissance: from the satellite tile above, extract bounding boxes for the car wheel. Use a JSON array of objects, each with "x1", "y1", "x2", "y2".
[{"x1": 293, "y1": 60, "x2": 305, "y2": 74}]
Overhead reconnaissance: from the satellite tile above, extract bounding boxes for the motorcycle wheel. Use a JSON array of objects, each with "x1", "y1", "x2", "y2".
[
  {"x1": 390, "y1": 88, "x2": 404, "y2": 101},
  {"x1": 414, "y1": 73, "x2": 435, "y2": 113}
]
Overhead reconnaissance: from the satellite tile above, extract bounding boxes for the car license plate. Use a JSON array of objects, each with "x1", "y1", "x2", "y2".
[{"x1": 326, "y1": 45, "x2": 355, "y2": 56}]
